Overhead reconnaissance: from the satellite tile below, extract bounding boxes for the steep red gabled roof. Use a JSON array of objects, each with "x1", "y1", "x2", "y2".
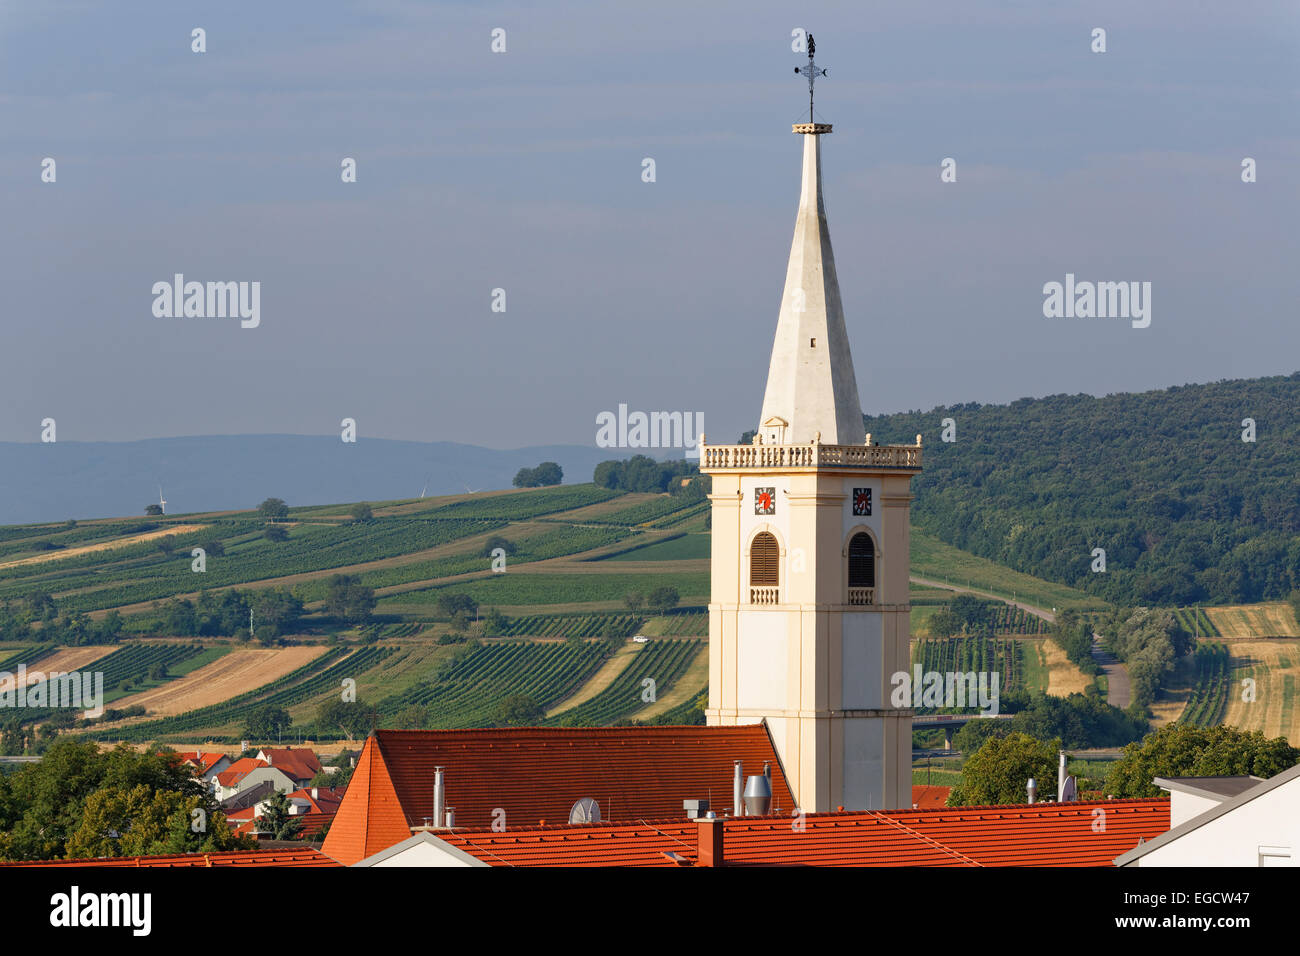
[
  {"x1": 323, "y1": 725, "x2": 792, "y2": 866},
  {"x1": 287, "y1": 787, "x2": 346, "y2": 814},
  {"x1": 320, "y1": 735, "x2": 411, "y2": 865},
  {"x1": 432, "y1": 799, "x2": 1169, "y2": 867},
  {"x1": 175, "y1": 751, "x2": 228, "y2": 775},
  {"x1": 260, "y1": 748, "x2": 323, "y2": 782},
  {"x1": 0, "y1": 849, "x2": 340, "y2": 868},
  {"x1": 214, "y1": 757, "x2": 268, "y2": 788}
]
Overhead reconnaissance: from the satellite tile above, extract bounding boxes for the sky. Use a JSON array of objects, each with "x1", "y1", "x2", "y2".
[{"x1": 2, "y1": 0, "x2": 1296, "y2": 450}]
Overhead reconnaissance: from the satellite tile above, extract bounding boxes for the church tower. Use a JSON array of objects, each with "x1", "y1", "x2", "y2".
[{"x1": 700, "y1": 42, "x2": 921, "y2": 812}]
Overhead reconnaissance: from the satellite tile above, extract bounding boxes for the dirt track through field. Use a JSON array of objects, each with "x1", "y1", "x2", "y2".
[
  {"x1": 633, "y1": 643, "x2": 707, "y2": 719},
  {"x1": 545, "y1": 643, "x2": 641, "y2": 717},
  {"x1": 0, "y1": 525, "x2": 207, "y2": 570},
  {"x1": 0, "y1": 646, "x2": 117, "y2": 690},
  {"x1": 112, "y1": 646, "x2": 327, "y2": 716}
]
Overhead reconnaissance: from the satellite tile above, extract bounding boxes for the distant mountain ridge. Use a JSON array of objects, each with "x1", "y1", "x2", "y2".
[{"x1": 0, "y1": 435, "x2": 626, "y2": 525}]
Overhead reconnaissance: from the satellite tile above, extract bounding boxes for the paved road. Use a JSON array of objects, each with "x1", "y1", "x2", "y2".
[
  {"x1": 1090, "y1": 634, "x2": 1132, "y2": 709},
  {"x1": 910, "y1": 574, "x2": 1133, "y2": 708},
  {"x1": 910, "y1": 575, "x2": 1058, "y2": 624}
]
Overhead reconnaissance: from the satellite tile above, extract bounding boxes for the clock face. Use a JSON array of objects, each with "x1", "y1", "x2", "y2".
[
  {"x1": 754, "y1": 487, "x2": 776, "y2": 515},
  {"x1": 853, "y1": 487, "x2": 872, "y2": 516}
]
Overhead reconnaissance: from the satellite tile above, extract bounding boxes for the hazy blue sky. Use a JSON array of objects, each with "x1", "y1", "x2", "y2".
[{"x1": 2, "y1": 0, "x2": 1296, "y2": 449}]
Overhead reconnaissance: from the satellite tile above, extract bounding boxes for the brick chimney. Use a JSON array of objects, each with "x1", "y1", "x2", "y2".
[{"x1": 696, "y1": 817, "x2": 725, "y2": 867}]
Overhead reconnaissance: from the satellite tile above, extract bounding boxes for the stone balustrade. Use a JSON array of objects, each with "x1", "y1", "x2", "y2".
[
  {"x1": 701, "y1": 441, "x2": 921, "y2": 472},
  {"x1": 847, "y1": 587, "x2": 876, "y2": 606}
]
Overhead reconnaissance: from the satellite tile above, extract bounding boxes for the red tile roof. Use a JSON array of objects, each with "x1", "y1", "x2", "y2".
[
  {"x1": 259, "y1": 748, "x2": 323, "y2": 782},
  {"x1": 321, "y1": 732, "x2": 411, "y2": 865},
  {"x1": 0, "y1": 849, "x2": 340, "y2": 868},
  {"x1": 911, "y1": 785, "x2": 952, "y2": 809},
  {"x1": 214, "y1": 757, "x2": 268, "y2": 788},
  {"x1": 175, "y1": 751, "x2": 228, "y2": 774},
  {"x1": 322, "y1": 726, "x2": 791, "y2": 866},
  {"x1": 430, "y1": 799, "x2": 1169, "y2": 867},
  {"x1": 288, "y1": 787, "x2": 346, "y2": 814}
]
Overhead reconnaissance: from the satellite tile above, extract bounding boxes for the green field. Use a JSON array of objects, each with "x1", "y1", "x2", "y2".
[
  {"x1": 601, "y1": 533, "x2": 710, "y2": 562},
  {"x1": 910, "y1": 529, "x2": 1109, "y2": 613},
  {"x1": 3, "y1": 478, "x2": 1285, "y2": 747},
  {"x1": 380, "y1": 571, "x2": 711, "y2": 611}
]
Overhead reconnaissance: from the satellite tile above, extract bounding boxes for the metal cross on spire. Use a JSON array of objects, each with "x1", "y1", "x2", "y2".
[{"x1": 794, "y1": 34, "x2": 827, "y2": 122}]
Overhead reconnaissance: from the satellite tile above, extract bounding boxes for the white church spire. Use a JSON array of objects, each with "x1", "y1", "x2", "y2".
[{"x1": 757, "y1": 45, "x2": 865, "y2": 447}]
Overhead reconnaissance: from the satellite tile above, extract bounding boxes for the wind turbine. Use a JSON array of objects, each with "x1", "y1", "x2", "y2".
[{"x1": 158, "y1": 485, "x2": 167, "y2": 515}]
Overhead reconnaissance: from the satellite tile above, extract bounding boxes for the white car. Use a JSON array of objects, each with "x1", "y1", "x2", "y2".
[{"x1": 632, "y1": 635, "x2": 649, "y2": 643}]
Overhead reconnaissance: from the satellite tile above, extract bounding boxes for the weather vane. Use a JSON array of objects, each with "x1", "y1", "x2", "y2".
[{"x1": 795, "y1": 34, "x2": 827, "y2": 122}]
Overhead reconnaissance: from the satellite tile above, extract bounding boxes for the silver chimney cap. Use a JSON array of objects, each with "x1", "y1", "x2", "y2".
[{"x1": 743, "y1": 774, "x2": 773, "y2": 816}]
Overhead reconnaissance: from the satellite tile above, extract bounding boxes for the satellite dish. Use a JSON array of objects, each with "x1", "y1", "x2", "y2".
[{"x1": 568, "y1": 797, "x2": 601, "y2": 825}]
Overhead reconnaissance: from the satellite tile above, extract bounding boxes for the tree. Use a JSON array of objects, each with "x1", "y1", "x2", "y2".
[
  {"x1": 482, "y1": 607, "x2": 508, "y2": 637},
  {"x1": 252, "y1": 790, "x2": 297, "y2": 842},
  {"x1": 243, "y1": 704, "x2": 291, "y2": 742},
  {"x1": 0, "y1": 740, "x2": 212, "y2": 861},
  {"x1": 250, "y1": 588, "x2": 304, "y2": 640},
  {"x1": 494, "y1": 693, "x2": 543, "y2": 727},
  {"x1": 927, "y1": 608, "x2": 960, "y2": 638},
  {"x1": 1106, "y1": 724, "x2": 1300, "y2": 798},
  {"x1": 395, "y1": 704, "x2": 429, "y2": 729},
  {"x1": 66, "y1": 784, "x2": 251, "y2": 858},
  {"x1": 256, "y1": 790, "x2": 301, "y2": 840},
  {"x1": 317, "y1": 700, "x2": 374, "y2": 740},
  {"x1": 483, "y1": 535, "x2": 516, "y2": 558},
  {"x1": 326, "y1": 574, "x2": 376, "y2": 624},
  {"x1": 349, "y1": 502, "x2": 373, "y2": 523},
  {"x1": 264, "y1": 523, "x2": 288, "y2": 542},
  {"x1": 514, "y1": 462, "x2": 563, "y2": 488},
  {"x1": 144, "y1": 504, "x2": 163, "y2": 516},
  {"x1": 436, "y1": 593, "x2": 478, "y2": 620},
  {"x1": 948, "y1": 732, "x2": 1060, "y2": 807},
  {"x1": 155, "y1": 535, "x2": 177, "y2": 556},
  {"x1": 623, "y1": 592, "x2": 644, "y2": 612},
  {"x1": 258, "y1": 498, "x2": 289, "y2": 521},
  {"x1": 646, "y1": 586, "x2": 679, "y2": 615},
  {"x1": 1289, "y1": 590, "x2": 1300, "y2": 630},
  {"x1": 203, "y1": 539, "x2": 226, "y2": 557}
]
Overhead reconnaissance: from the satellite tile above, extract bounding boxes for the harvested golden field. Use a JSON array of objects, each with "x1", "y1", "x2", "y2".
[
  {"x1": 1206, "y1": 603, "x2": 1300, "y2": 639},
  {"x1": 1221, "y1": 640, "x2": 1300, "y2": 744},
  {"x1": 0, "y1": 646, "x2": 118, "y2": 690},
  {"x1": 0, "y1": 524, "x2": 207, "y2": 570},
  {"x1": 1042, "y1": 640, "x2": 1093, "y2": 696},
  {"x1": 112, "y1": 645, "x2": 328, "y2": 716}
]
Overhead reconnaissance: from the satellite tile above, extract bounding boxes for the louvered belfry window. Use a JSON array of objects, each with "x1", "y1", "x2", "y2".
[
  {"x1": 848, "y1": 533, "x2": 876, "y2": 588},
  {"x1": 750, "y1": 533, "x2": 779, "y2": 587}
]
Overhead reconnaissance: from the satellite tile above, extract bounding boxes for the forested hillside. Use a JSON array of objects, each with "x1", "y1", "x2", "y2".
[{"x1": 866, "y1": 372, "x2": 1300, "y2": 607}]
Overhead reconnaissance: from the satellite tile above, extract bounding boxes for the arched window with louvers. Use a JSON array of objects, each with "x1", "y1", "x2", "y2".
[
  {"x1": 847, "y1": 532, "x2": 876, "y2": 605},
  {"x1": 749, "y1": 532, "x2": 780, "y2": 604}
]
